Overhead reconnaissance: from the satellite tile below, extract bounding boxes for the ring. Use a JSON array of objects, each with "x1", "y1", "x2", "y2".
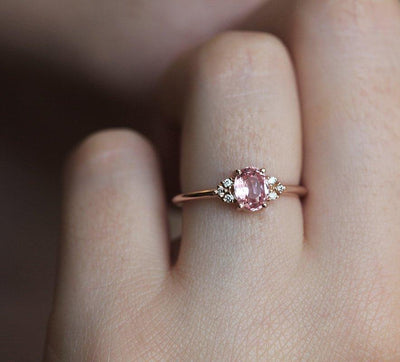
[{"x1": 172, "y1": 167, "x2": 307, "y2": 212}]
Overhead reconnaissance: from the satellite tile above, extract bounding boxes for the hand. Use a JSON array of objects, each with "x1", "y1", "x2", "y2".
[{"x1": 46, "y1": 1, "x2": 400, "y2": 359}]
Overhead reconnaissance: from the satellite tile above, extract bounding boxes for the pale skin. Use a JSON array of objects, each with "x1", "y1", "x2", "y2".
[{"x1": 39, "y1": 0, "x2": 400, "y2": 360}]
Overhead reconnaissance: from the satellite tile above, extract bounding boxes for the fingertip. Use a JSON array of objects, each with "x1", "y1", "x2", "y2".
[
  {"x1": 64, "y1": 128, "x2": 158, "y2": 188},
  {"x1": 62, "y1": 130, "x2": 162, "y2": 242}
]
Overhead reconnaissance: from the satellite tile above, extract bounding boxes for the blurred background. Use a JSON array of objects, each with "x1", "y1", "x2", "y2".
[{"x1": 0, "y1": 0, "x2": 290, "y2": 359}]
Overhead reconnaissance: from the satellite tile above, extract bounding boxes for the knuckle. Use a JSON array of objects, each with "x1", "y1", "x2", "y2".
[
  {"x1": 193, "y1": 31, "x2": 292, "y2": 89},
  {"x1": 66, "y1": 128, "x2": 155, "y2": 175}
]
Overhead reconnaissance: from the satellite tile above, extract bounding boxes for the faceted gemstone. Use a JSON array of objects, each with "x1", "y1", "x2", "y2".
[{"x1": 234, "y1": 167, "x2": 270, "y2": 211}]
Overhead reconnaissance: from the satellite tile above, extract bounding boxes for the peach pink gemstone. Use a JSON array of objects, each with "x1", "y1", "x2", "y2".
[{"x1": 234, "y1": 167, "x2": 269, "y2": 212}]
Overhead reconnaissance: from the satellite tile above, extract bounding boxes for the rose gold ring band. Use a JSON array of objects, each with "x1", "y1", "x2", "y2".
[
  {"x1": 173, "y1": 186, "x2": 306, "y2": 204},
  {"x1": 172, "y1": 167, "x2": 307, "y2": 212}
]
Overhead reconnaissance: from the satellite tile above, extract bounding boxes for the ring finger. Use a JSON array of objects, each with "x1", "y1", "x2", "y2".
[{"x1": 174, "y1": 32, "x2": 304, "y2": 286}]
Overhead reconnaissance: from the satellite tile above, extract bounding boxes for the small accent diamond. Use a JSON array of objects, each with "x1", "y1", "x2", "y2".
[
  {"x1": 222, "y1": 178, "x2": 233, "y2": 188},
  {"x1": 267, "y1": 176, "x2": 277, "y2": 185},
  {"x1": 276, "y1": 183, "x2": 286, "y2": 193},
  {"x1": 223, "y1": 194, "x2": 235, "y2": 203},
  {"x1": 268, "y1": 191, "x2": 278, "y2": 200},
  {"x1": 217, "y1": 186, "x2": 225, "y2": 197}
]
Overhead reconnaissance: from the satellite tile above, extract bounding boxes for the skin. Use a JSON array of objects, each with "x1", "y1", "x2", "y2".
[
  {"x1": 3, "y1": 0, "x2": 400, "y2": 360},
  {"x1": 1, "y1": 2, "x2": 278, "y2": 359},
  {"x1": 0, "y1": 0, "x2": 268, "y2": 93}
]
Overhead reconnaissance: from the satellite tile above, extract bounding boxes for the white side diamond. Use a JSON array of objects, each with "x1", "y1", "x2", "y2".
[
  {"x1": 222, "y1": 178, "x2": 233, "y2": 188},
  {"x1": 217, "y1": 185, "x2": 225, "y2": 197},
  {"x1": 223, "y1": 194, "x2": 235, "y2": 203},
  {"x1": 268, "y1": 191, "x2": 278, "y2": 200},
  {"x1": 267, "y1": 176, "x2": 277, "y2": 185},
  {"x1": 276, "y1": 183, "x2": 286, "y2": 193}
]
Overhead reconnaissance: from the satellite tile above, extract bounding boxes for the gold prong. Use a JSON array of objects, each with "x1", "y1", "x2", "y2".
[
  {"x1": 262, "y1": 203, "x2": 268, "y2": 208},
  {"x1": 260, "y1": 168, "x2": 266, "y2": 175},
  {"x1": 235, "y1": 169, "x2": 242, "y2": 175}
]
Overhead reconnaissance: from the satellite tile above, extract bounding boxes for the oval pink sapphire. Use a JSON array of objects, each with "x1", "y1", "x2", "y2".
[{"x1": 234, "y1": 167, "x2": 269, "y2": 212}]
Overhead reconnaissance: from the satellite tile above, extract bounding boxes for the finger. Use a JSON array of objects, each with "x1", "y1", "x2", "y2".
[
  {"x1": 176, "y1": 32, "x2": 303, "y2": 282},
  {"x1": 46, "y1": 129, "x2": 169, "y2": 357},
  {"x1": 291, "y1": 1, "x2": 400, "y2": 260}
]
